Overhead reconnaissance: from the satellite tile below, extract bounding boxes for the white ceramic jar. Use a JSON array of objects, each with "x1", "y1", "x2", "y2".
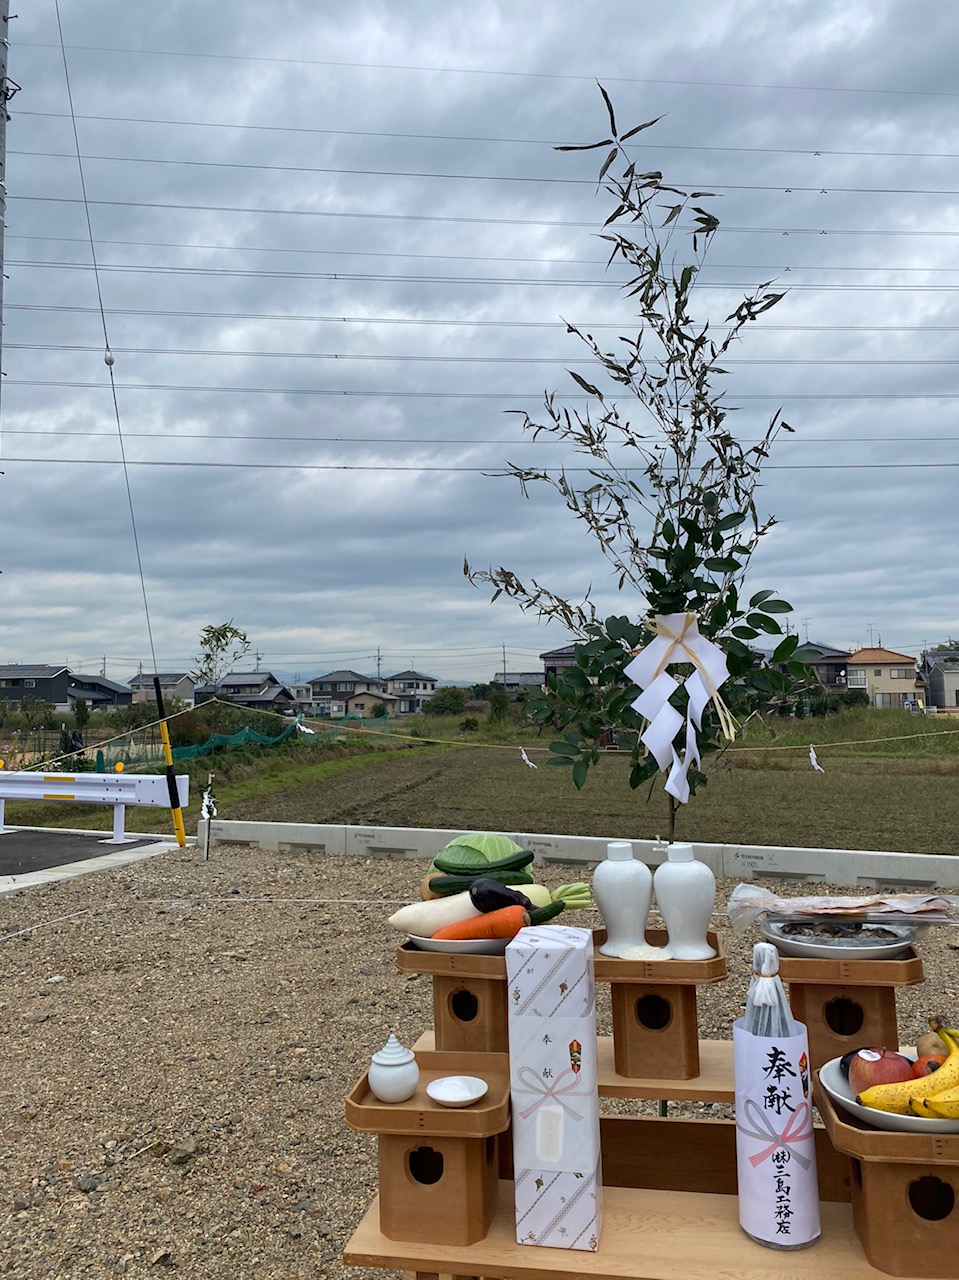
[
  {"x1": 368, "y1": 1034, "x2": 420, "y2": 1103},
  {"x1": 653, "y1": 841, "x2": 717, "y2": 960},
  {"x1": 592, "y1": 840, "x2": 653, "y2": 957}
]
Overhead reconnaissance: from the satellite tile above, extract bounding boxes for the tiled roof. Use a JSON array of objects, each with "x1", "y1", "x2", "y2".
[
  {"x1": 309, "y1": 669, "x2": 379, "y2": 683},
  {"x1": 847, "y1": 647, "x2": 916, "y2": 664},
  {"x1": 128, "y1": 672, "x2": 191, "y2": 685},
  {"x1": 0, "y1": 664, "x2": 68, "y2": 678}
]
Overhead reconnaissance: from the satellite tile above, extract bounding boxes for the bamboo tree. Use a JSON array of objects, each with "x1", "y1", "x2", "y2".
[{"x1": 466, "y1": 91, "x2": 813, "y2": 835}]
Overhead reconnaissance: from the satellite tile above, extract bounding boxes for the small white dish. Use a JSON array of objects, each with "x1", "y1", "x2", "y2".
[
  {"x1": 819, "y1": 1056, "x2": 959, "y2": 1133},
  {"x1": 407, "y1": 935, "x2": 509, "y2": 956},
  {"x1": 426, "y1": 1075, "x2": 489, "y2": 1108},
  {"x1": 762, "y1": 920, "x2": 915, "y2": 961}
]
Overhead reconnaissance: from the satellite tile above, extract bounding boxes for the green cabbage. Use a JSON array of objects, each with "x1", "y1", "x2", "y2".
[{"x1": 428, "y1": 831, "x2": 524, "y2": 874}]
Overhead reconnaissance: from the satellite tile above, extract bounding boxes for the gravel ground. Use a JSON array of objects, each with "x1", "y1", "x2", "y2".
[{"x1": 2, "y1": 843, "x2": 958, "y2": 1280}]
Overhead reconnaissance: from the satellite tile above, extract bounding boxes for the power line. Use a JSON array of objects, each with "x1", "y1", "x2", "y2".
[
  {"x1": 4, "y1": 456, "x2": 957, "y2": 473},
  {"x1": 5, "y1": 427, "x2": 958, "y2": 447},
  {"x1": 16, "y1": 146, "x2": 959, "y2": 199},
  {"x1": 11, "y1": 193, "x2": 959, "y2": 237},
  {"x1": 10, "y1": 231, "x2": 959, "y2": 275},
  {"x1": 13, "y1": 257, "x2": 959, "y2": 292},
  {"x1": 8, "y1": 302, "x2": 959, "y2": 335},
  {"x1": 52, "y1": 0, "x2": 158, "y2": 676},
  {"x1": 7, "y1": 378, "x2": 959, "y2": 402},
  {"x1": 19, "y1": 109, "x2": 959, "y2": 164},
  {"x1": 15, "y1": 40, "x2": 959, "y2": 99},
  {"x1": 10, "y1": 341, "x2": 959, "y2": 366}
]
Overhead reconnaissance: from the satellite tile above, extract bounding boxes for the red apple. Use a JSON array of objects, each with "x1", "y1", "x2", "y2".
[
  {"x1": 847, "y1": 1047, "x2": 916, "y2": 1096},
  {"x1": 913, "y1": 1053, "x2": 947, "y2": 1078}
]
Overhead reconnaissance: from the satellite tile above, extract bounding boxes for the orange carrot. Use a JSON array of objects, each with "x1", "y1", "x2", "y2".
[{"x1": 432, "y1": 904, "x2": 530, "y2": 941}]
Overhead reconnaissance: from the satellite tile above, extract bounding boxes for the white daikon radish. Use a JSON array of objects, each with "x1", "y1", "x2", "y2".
[{"x1": 387, "y1": 892, "x2": 482, "y2": 936}]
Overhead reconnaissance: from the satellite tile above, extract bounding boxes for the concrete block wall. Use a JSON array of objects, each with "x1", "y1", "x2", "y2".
[{"x1": 198, "y1": 820, "x2": 959, "y2": 890}]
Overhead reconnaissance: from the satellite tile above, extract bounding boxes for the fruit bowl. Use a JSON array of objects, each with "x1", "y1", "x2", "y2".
[
  {"x1": 818, "y1": 1056, "x2": 959, "y2": 1133},
  {"x1": 406, "y1": 934, "x2": 510, "y2": 955}
]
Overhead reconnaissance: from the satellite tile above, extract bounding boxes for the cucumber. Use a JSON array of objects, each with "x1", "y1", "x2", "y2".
[
  {"x1": 427, "y1": 868, "x2": 534, "y2": 897},
  {"x1": 431, "y1": 847, "x2": 535, "y2": 876},
  {"x1": 528, "y1": 900, "x2": 566, "y2": 925}
]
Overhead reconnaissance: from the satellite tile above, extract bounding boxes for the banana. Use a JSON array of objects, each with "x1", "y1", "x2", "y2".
[
  {"x1": 917, "y1": 1087, "x2": 959, "y2": 1119},
  {"x1": 858, "y1": 1025, "x2": 959, "y2": 1115}
]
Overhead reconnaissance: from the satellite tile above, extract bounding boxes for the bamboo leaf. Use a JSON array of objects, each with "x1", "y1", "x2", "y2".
[{"x1": 598, "y1": 83, "x2": 617, "y2": 137}]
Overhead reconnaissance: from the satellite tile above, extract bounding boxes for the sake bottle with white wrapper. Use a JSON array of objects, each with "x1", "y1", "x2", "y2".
[{"x1": 733, "y1": 942, "x2": 821, "y2": 1251}]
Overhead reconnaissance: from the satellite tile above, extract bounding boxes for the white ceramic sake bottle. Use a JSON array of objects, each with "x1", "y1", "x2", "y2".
[
  {"x1": 368, "y1": 1034, "x2": 420, "y2": 1103},
  {"x1": 653, "y1": 841, "x2": 717, "y2": 960},
  {"x1": 592, "y1": 840, "x2": 653, "y2": 957}
]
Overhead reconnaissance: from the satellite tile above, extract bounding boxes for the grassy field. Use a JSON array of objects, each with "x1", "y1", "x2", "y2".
[{"x1": 5, "y1": 707, "x2": 959, "y2": 854}]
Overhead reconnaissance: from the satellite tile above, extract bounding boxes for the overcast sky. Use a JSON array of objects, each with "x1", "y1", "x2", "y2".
[{"x1": 1, "y1": 1, "x2": 958, "y2": 684}]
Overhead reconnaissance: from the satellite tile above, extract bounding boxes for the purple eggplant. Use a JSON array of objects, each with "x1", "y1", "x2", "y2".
[{"x1": 468, "y1": 877, "x2": 532, "y2": 914}]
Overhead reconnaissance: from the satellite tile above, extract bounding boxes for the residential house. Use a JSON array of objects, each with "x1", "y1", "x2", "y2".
[
  {"x1": 845, "y1": 647, "x2": 921, "y2": 709},
  {"x1": 919, "y1": 650, "x2": 959, "y2": 710},
  {"x1": 800, "y1": 643, "x2": 852, "y2": 690},
  {"x1": 308, "y1": 670, "x2": 385, "y2": 716},
  {"x1": 128, "y1": 672, "x2": 197, "y2": 706},
  {"x1": 540, "y1": 644, "x2": 579, "y2": 680},
  {"x1": 0, "y1": 664, "x2": 71, "y2": 710},
  {"x1": 200, "y1": 670, "x2": 296, "y2": 711},
  {"x1": 66, "y1": 674, "x2": 133, "y2": 709},
  {"x1": 343, "y1": 689, "x2": 399, "y2": 718},
  {"x1": 0, "y1": 664, "x2": 133, "y2": 712},
  {"x1": 494, "y1": 671, "x2": 546, "y2": 691},
  {"x1": 385, "y1": 670, "x2": 437, "y2": 714},
  {"x1": 288, "y1": 683, "x2": 315, "y2": 711}
]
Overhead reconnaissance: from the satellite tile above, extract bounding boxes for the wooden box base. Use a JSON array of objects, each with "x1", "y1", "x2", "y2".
[
  {"x1": 849, "y1": 1156, "x2": 959, "y2": 1278},
  {"x1": 788, "y1": 983, "x2": 900, "y2": 1072},
  {"x1": 817, "y1": 1079, "x2": 959, "y2": 1278},
  {"x1": 345, "y1": 1051, "x2": 510, "y2": 1247},
  {"x1": 376, "y1": 1131, "x2": 500, "y2": 1246}
]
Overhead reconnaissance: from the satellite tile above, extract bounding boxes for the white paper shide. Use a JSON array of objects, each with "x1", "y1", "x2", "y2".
[
  {"x1": 623, "y1": 611, "x2": 735, "y2": 804},
  {"x1": 506, "y1": 925, "x2": 603, "y2": 1251}
]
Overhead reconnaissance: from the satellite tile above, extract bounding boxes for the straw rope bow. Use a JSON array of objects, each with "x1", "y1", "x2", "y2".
[{"x1": 624, "y1": 612, "x2": 736, "y2": 805}]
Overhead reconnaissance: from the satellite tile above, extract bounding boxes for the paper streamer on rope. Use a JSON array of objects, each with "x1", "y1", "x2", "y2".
[
  {"x1": 520, "y1": 748, "x2": 539, "y2": 769},
  {"x1": 809, "y1": 745, "x2": 825, "y2": 773},
  {"x1": 623, "y1": 612, "x2": 734, "y2": 805}
]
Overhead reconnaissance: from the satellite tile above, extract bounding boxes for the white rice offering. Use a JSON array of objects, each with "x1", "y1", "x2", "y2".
[{"x1": 618, "y1": 942, "x2": 672, "y2": 961}]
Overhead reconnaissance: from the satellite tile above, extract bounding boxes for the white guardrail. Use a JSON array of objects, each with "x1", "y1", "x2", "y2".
[{"x1": 0, "y1": 770, "x2": 189, "y2": 843}]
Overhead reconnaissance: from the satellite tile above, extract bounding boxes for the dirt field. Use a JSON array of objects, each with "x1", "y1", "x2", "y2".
[
  {"x1": 3, "y1": 841, "x2": 958, "y2": 1280},
  {"x1": 219, "y1": 745, "x2": 959, "y2": 856}
]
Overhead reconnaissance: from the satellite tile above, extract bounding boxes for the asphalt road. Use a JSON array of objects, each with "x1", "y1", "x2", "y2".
[{"x1": 0, "y1": 829, "x2": 165, "y2": 877}]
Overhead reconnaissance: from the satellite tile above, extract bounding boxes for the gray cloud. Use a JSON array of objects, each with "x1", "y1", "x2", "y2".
[{"x1": 1, "y1": 0, "x2": 957, "y2": 680}]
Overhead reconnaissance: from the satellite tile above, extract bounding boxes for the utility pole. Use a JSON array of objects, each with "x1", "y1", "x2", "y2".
[
  {"x1": 0, "y1": 0, "x2": 17, "y2": 535},
  {"x1": 0, "y1": 0, "x2": 14, "y2": 388},
  {"x1": 801, "y1": 617, "x2": 810, "y2": 641},
  {"x1": 376, "y1": 647, "x2": 382, "y2": 678},
  {"x1": 502, "y1": 642, "x2": 507, "y2": 682},
  {"x1": 866, "y1": 623, "x2": 876, "y2": 647}
]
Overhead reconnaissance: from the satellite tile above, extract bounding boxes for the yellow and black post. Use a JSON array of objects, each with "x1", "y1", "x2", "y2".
[{"x1": 154, "y1": 677, "x2": 187, "y2": 848}]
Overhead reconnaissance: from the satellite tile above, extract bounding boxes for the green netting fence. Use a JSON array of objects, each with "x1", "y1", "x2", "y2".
[{"x1": 92, "y1": 713, "x2": 391, "y2": 771}]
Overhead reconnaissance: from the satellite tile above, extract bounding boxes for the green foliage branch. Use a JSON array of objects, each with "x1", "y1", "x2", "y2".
[{"x1": 466, "y1": 91, "x2": 815, "y2": 819}]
